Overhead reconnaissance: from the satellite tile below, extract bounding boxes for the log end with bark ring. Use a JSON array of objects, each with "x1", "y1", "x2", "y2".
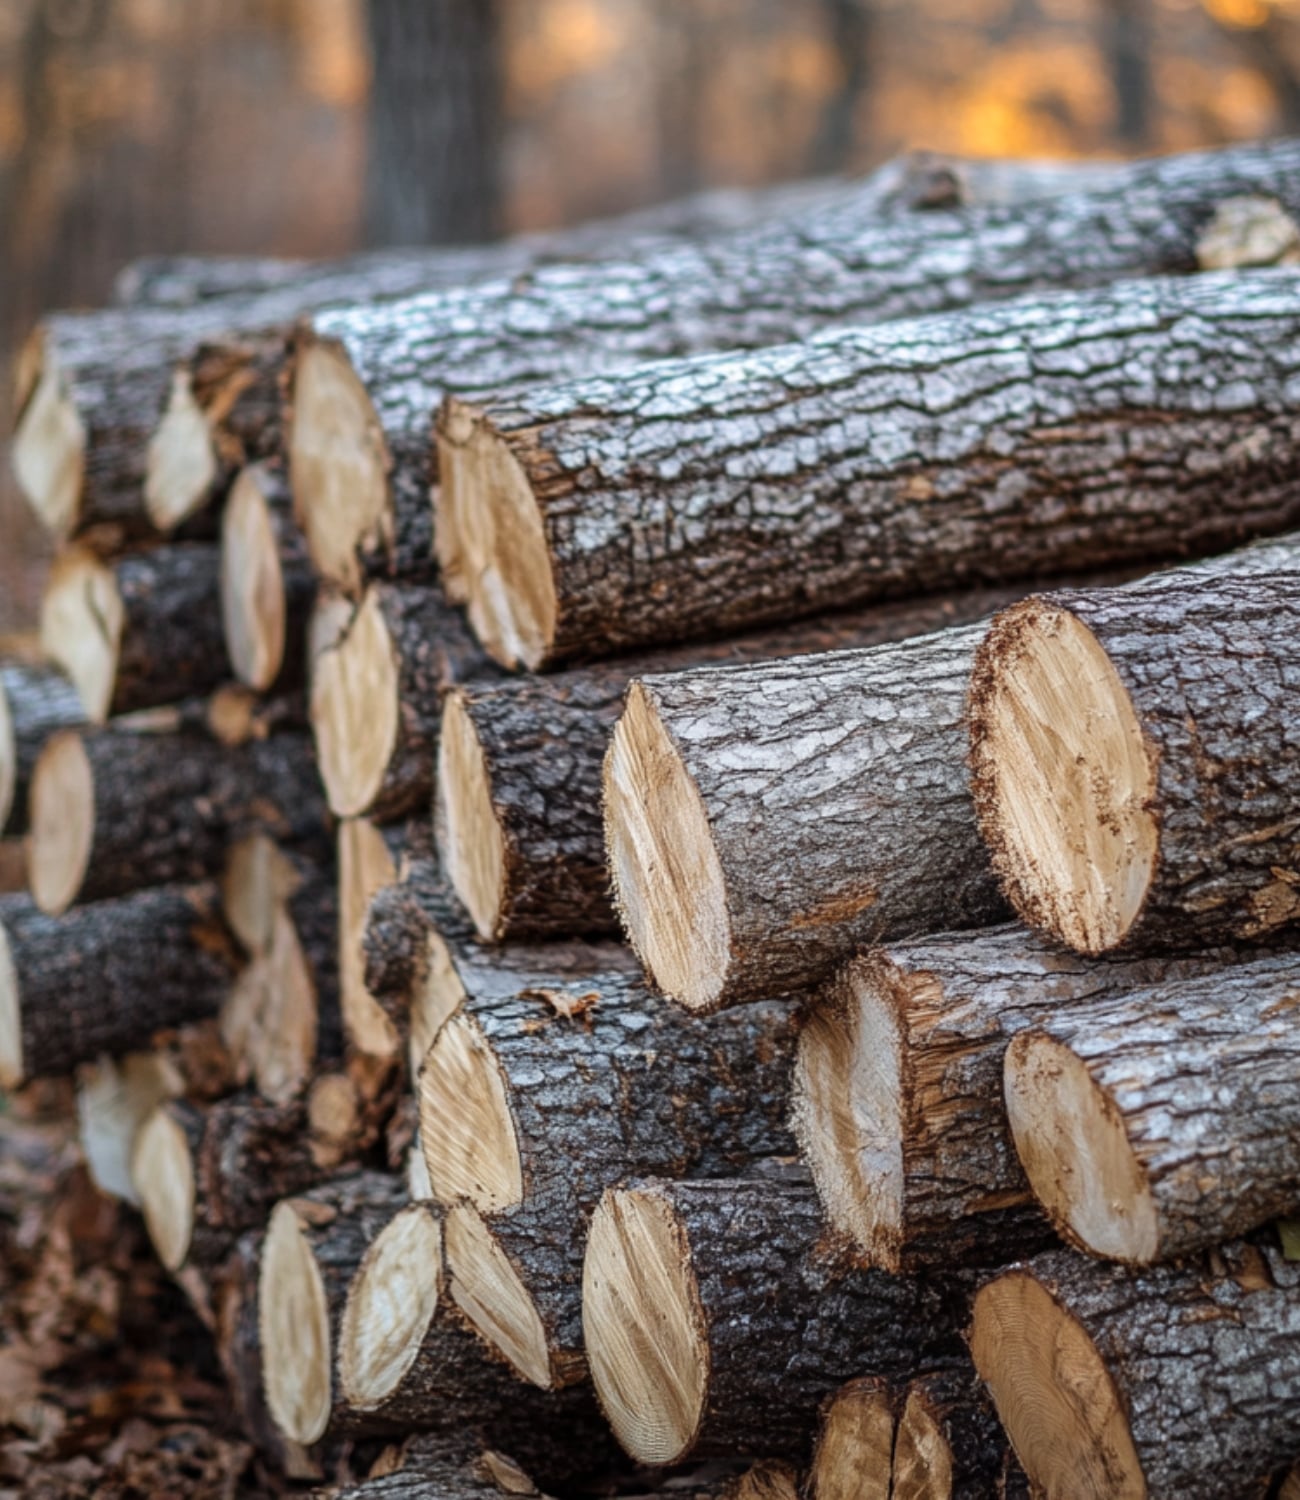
[
  {"x1": 435, "y1": 399, "x2": 558, "y2": 671},
  {"x1": 12, "y1": 329, "x2": 87, "y2": 540},
  {"x1": 1003, "y1": 1030, "x2": 1159, "y2": 1264},
  {"x1": 0, "y1": 913, "x2": 22, "y2": 1089},
  {"x1": 969, "y1": 1269, "x2": 1144, "y2": 1499},
  {"x1": 583, "y1": 1184, "x2": 708, "y2": 1466},
  {"x1": 259, "y1": 1198, "x2": 334, "y2": 1445},
  {"x1": 437, "y1": 691, "x2": 507, "y2": 942},
  {"x1": 0, "y1": 678, "x2": 15, "y2": 834},
  {"x1": 444, "y1": 1202, "x2": 556, "y2": 1390},
  {"x1": 40, "y1": 546, "x2": 125, "y2": 724},
  {"x1": 338, "y1": 818, "x2": 400, "y2": 1059},
  {"x1": 27, "y1": 729, "x2": 94, "y2": 916},
  {"x1": 222, "y1": 833, "x2": 299, "y2": 959},
  {"x1": 290, "y1": 339, "x2": 391, "y2": 595},
  {"x1": 604, "y1": 683, "x2": 731, "y2": 1013},
  {"x1": 132, "y1": 1104, "x2": 196, "y2": 1273},
  {"x1": 310, "y1": 589, "x2": 400, "y2": 819},
  {"x1": 968, "y1": 599, "x2": 1158, "y2": 954},
  {"x1": 145, "y1": 368, "x2": 218, "y2": 531},
  {"x1": 417, "y1": 1012, "x2": 523, "y2": 1212},
  {"x1": 221, "y1": 466, "x2": 287, "y2": 691},
  {"x1": 339, "y1": 1203, "x2": 443, "y2": 1412},
  {"x1": 809, "y1": 1378, "x2": 895, "y2": 1500},
  {"x1": 892, "y1": 1386, "x2": 954, "y2": 1500}
]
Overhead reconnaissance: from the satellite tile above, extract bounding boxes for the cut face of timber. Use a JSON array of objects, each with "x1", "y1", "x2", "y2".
[
  {"x1": 40, "y1": 547, "x2": 124, "y2": 724},
  {"x1": 604, "y1": 683, "x2": 730, "y2": 1013},
  {"x1": 12, "y1": 331, "x2": 86, "y2": 539},
  {"x1": 437, "y1": 692, "x2": 506, "y2": 940},
  {"x1": 0, "y1": 916, "x2": 20, "y2": 1089},
  {"x1": 145, "y1": 368, "x2": 217, "y2": 530},
  {"x1": 259, "y1": 1198, "x2": 333, "y2": 1445},
  {"x1": 132, "y1": 1104, "x2": 196, "y2": 1273},
  {"x1": 809, "y1": 1379, "x2": 895, "y2": 1500},
  {"x1": 338, "y1": 1204, "x2": 443, "y2": 1411},
  {"x1": 892, "y1": 1388, "x2": 953, "y2": 1500},
  {"x1": 290, "y1": 341, "x2": 391, "y2": 595},
  {"x1": 77, "y1": 1052, "x2": 180, "y2": 1205},
  {"x1": 222, "y1": 833, "x2": 300, "y2": 958},
  {"x1": 444, "y1": 1203, "x2": 551, "y2": 1389},
  {"x1": 435, "y1": 400, "x2": 557, "y2": 670},
  {"x1": 970, "y1": 601, "x2": 1157, "y2": 953},
  {"x1": 970, "y1": 1272, "x2": 1143, "y2": 1500},
  {"x1": 408, "y1": 929, "x2": 466, "y2": 1075},
  {"x1": 338, "y1": 819, "x2": 400, "y2": 1059},
  {"x1": 27, "y1": 730, "x2": 94, "y2": 915},
  {"x1": 221, "y1": 467, "x2": 286, "y2": 690},
  {"x1": 582, "y1": 1186, "x2": 707, "y2": 1466},
  {"x1": 0, "y1": 679, "x2": 13, "y2": 833},
  {"x1": 417, "y1": 1011, "x2": 523, "y2": 1211},
  {"x1": 310, "y1": 590, "x2": 399, "y2": 818}
]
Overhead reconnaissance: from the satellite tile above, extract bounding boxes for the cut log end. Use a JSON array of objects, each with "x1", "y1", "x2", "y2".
[
  {"x1": 445, "y1": 1202, "x2": 553, "y2": 1390},
  {"x1": 222, "y1": 833, "x2": 300, "y2": 958},
  {"x1": 0, "y1": 678, "x2": 14, "y2": 833},
  {"x1": 970, "y1": 1270, "x2": 1142, "y2": 1500},
  {"x1": 12, "y1": 331, "x2": 87, "y2": 539},
  {"x1": 40, "y1": 547, "x2": 124, "y2": 724},
  {"x1": 809, "y1": 1379, "x2": 895, "y2": 1500},
  {"x1": 132, "y1": 1105, "x2": 196, "y2": 1272},
  {"x1": 892, "y1": 1386, "x2": 953, "y2": 1500},
  {"x1": 409, "y1": 929, "x2": 468, "y2": 1075},
  {"x1": 339, "y1": 1204, "x2": 442, "y2": 1412},
  {"x1": 221, "y1": 467, "x2": 287, "y2": 691},
  {"x1": 435, "y1": 399, "x2": 558, "y2": 671},
  {"x1": 310, "y1": 589, "x2": 399, "y2": 819},
  {"x1": 604, "y1": 683, "x2": 730, "y2": 1013},
  {"x1": 1003, "y1": 1030, "x2": 1158, "y2": 1264},
  {"x1": 259, "y1": 1198, "x2": 333, "y2": 1445},
  {"x1": 28, "y1": 729, "x2": 94, "y2": 915},
  {"x1": 290, "y1": 340, "x2": 391, "y2": 594},
  {"x1": 970, "y1": 600, "x2": 1157, "y2": 954},
  {"x1": 0, "y1": 916, "x2": 21, "y2": 1089},
  {"x1": 418, "y1": 1012, "x2": 523, "y2": 1212},
  {"x1": 438, "y1": 692, "x2": 507, "y2": 941},
  {"x1": 583, "y1": 1186, "x2": 707, "y2": 1467},
  {"x1": 339, "y1": 819, "x2": 400, "y2": 1059},
  {"x1": 146, "y1": 368, "x2": 218, "y2": 531}
]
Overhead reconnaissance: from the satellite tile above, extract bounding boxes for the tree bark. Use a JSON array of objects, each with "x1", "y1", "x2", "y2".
[
  {"x1": 893, "y1": 1367, "x2": 1023, "y2": 1500},
  {"x1": 970, "y1": 1238, "x2": 1300, "y2": 1499},
  {"x1": 441, "y1": 270, "x2": 1300, "y2": 669},
  {"x1": 0, "y1": 657, "x2": 83, "y2": 835},
  {"x1": 0, "y1": 885, "x2": 241, "y2": 1086},
  {"x1": 808, "y1": 1377, "x2": 895, "y2": 1500},
  {"x1": 1004, "y1": 950, "x2": 1300, "y2": 1263}
]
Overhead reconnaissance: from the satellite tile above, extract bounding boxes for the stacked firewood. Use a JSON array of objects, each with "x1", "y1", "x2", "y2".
[{"x1": 5, "y1": 136, "x2": 1300, "y2": 1500}]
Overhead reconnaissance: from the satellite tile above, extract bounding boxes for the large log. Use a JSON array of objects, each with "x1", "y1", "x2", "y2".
[
  {"x1": 807, "y1": 1378, "x2": 895, "y2": 1500},
  {"x1": 1003, "y1": 951, "x2": 1300, "y2": 1264},
  {"x1": 792, "y1": 924, "x2": 1251, "y2": 1272},
  {"x1": 969, "y1": 566, "x2": 1300, "y2": 953},
  {"x1": 583, "y1": 1176, "x2": 966, "y2": 1466},
  {"x1": 970, "y1": 1238, "x2": 1300, "y2": 1499},
  {"x1": 0, "y1": 886, "x2": 240, "y2": 1086},
  {"x1": 0, "y1": 657, "x2": 83, "y2": 835}
]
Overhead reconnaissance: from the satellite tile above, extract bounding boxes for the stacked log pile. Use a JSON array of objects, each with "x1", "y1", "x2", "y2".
[{"x1": 6, "y1": 138, "x2": 1300, "y2": 1500}]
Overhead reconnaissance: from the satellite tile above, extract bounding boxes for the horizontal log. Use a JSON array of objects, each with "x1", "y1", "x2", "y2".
[
  {"x1": 970, "y1": 1239, "x2": 1300, "y2": 1499},
  {"x1": 339, "y1": 818, "x2": 404, "y2": 1061},
  {"x1": 0, "y1": 657, "x2": 83, "y2": 835},
  {"x1": 808, "y1": 1378, "x2": 895, "y2": 1500}
]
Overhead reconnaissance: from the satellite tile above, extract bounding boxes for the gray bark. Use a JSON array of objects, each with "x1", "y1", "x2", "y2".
[{"x1": 0, "y1": 658, "x2": 83, "y2": 835}]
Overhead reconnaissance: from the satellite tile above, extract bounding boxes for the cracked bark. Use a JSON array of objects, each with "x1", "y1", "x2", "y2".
[{"x1": 0, "y1": 657, "x2": 83, "y2": 835}]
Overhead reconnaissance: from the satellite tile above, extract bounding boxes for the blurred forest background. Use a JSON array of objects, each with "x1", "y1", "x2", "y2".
[{"x1": 3, "y1": 0, "x2": 1299, "y2": 625}]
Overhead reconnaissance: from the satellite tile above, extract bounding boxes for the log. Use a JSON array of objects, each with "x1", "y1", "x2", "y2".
[
  {"x1": 339, "y1": 818, "x2": 404, "y2": 1061},
  {"x1": 791, "y1": 924, "x2": 1252, "y2": 1272},
  {"x1": 220, "y1": 464, "x2": 314, "y2": 693},
  {"x1": 293, "y1": 138, "x2": 1300, "y2": 596},
  {"x1": 969, "y1": 566, "x2": 1300, "y2": 954},
  {"x1": 0, "y1": 885, "x2": 240, "y2": 1086},
  {"x1": 1003, "y1": 951, "x2": 1300, "y2": 1264},
  {"x1": 807, "y1": 1378, "x2": 895, "y2": 1500},
  {"x1": 970, "y1": 1238, "x2": 1300, "y2": 1499},
  {"x1": 439, "y1": 269, "x2": 1300, "y2": 670},
  {"x1": 0, "y1": 657, "x2": 83, "y2": 835},
  {"x1": 311, "y1": 581, "x2": 497, "y2": 821},
  {"x1": 583, "y1": 1176, "x2": 966, "y2": 1465},
  {"x1": 892, "y1": 1368, "x2": 1023, "y2": 1500},
  {"x1": 39, "y1": 542, "x2": 230, "y2": 722},
  {"x1": 27, "y1": 725, "x2": 326, "y2": 913}
]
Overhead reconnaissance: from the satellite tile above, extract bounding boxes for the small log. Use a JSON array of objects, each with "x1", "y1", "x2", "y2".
[
  {"x1": 970, "y1": 1239, "x2": 1300, "y2": 1499},
  {"x1": 807, "y1": 1378, "x2": 895, "y2": 1500},
  {"x1": 27, "y1": 725, "x2": 325, "y2": 913},
  {"x1": 583, "y1": 1176, "x2": 965, "y2": 1465},
  {"x1": 1004, "y1": 951, "x2": 1300, "y2": 1263},
  {"x1": 339, "y1": 818, "x2": 404, "y2": 1061},
  {"x1": 311, "y1": 582, "x2": 497, "y2": 822},
  {"x1": 39, "y1": 542, "x2": 230, "y2": 722},
  {"x1": 0, "y1": 658, "x2": 83, "y2": 835},
  {"x1": 77, "y1": 1051, "x2": 186, "y2": 1205},
  {"x1": 969, "y1": 566, "x2": 1300, "y2": 953},
  {"x1": 892, "y1": 1368, "x2": 1022, "y2": 1500},
  {"x1": 0, "y1": 886, "x2": 240, "y2": 1086}
]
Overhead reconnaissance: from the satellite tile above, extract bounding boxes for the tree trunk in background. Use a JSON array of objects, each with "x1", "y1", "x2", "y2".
[
  {"x1": 809, "y1": 0, "x2": 872, "y2": 173},
  {"x1": 1101, "y1": 0, "x2": 1152, "y2": 146},
  {"x1": 363, "y1": 0, "x2": 502, "y2": 245}
]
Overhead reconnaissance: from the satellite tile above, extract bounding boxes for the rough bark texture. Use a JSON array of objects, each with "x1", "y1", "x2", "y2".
[
  {"x1": 301, "y1": 137, "x2": 1300, "y2": 587},
  {"x1": 893, "y1": 1367, "x2": 1022, "y2": 1500},
  {"x1": 793, "y1": 924, "x2": 1256, "y2": 1272},
  {"x1": 974, "y1": 1239, "x2": 1300, "y2": 1499},
  {"x1": 0, "y1": 657, "x2": 83, "y2": 835},
  {"x1": 450, "y1": 270, "x2": 1300, "y2": 666},
  {"x1": 0, "y1": 886, "x2": 241, "y2": 1084},
  {"x1": 1006, "y1": 951, "x2": 1300, "y2": 1261}
]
